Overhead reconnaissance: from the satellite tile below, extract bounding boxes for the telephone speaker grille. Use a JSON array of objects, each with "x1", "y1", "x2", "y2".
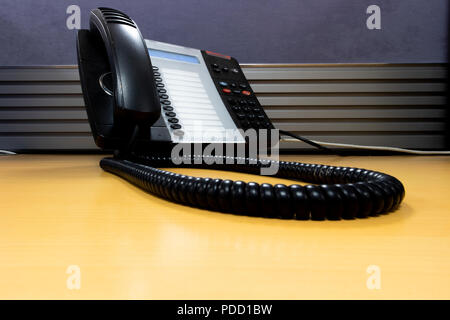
[{"x1": 98, "y1": 8, "x2": 136, "y2": 28}]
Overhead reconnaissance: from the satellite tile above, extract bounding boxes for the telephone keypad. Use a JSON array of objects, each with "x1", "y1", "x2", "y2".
[{"x1": 203, "y1": 51, "x2": 274, "y2": 131}]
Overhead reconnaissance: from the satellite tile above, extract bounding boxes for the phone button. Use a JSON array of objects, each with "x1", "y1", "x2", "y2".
[
  {"x1": 222, "y1": 88, "x2": 231, "y2": 94},
  {"x1": 173, "y1": 129, "x2": 184, "y2": 136},
  {"x1": 152, "y1": 66, "x2": 159, "y2": 71},
  {"x1": 251, "y1": 121, "x2": 261, "y2": 128},
  {"x1": 170, "y1": 124, "x2": 182, "y2": 130},
  {"x1": 162, "y1": 100, "x2": 171, "y2": 105},
  {"x1": 240, "y1": 120, "x2": 250, "y2": 128},
  {"x1": 168, "y1": 118, "x2": 179, "y2": 123},
  {"x1": 219, "y1": 81, "x2": 228, "y2": 87},
  {"x1": 165, "y1": 112, "x2": 176, "y2": 117},
  {"x1": 159, "y1": 94, "x2": 169, "y2": 99},
  {"x1": 163, "y1": 106, "x2": 173, "y2": 111}
]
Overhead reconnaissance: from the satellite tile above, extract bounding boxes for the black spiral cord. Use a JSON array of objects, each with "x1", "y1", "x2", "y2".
[{"x1": 100, "y1": 149, "x2": 405, "y2": 220}]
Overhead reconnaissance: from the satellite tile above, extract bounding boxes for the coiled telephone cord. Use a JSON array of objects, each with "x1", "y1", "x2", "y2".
[{"x1": 100, "y1": 153, "x2": 405, "y2": 220}]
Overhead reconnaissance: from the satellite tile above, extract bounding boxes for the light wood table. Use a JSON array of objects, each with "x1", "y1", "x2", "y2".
[{"x1": 0, "y1": 154, "x2": 449, "y2": 299}]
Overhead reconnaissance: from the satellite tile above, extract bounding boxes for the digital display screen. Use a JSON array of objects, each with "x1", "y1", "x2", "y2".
[{"x1": 148, "y1": 48, "x2": 199, "y2": 64}]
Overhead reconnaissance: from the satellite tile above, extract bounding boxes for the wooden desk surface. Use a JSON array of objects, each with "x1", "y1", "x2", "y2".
[{"x1": 0, "y1": 154, "x2": 449, "y2": 299}]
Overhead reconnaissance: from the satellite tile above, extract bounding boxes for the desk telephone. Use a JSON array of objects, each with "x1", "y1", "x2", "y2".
[{"x1": 77, "y1": 7, "x2": 405, "y2": 220}]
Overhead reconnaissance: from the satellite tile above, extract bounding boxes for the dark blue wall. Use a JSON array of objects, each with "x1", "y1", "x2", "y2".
[{"x1": 0, "y1": 0, "x2": 447, "y2": 65}]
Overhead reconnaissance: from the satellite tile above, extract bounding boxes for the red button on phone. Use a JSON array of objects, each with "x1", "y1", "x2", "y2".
[
  {"x1": 242, "y1": 90, "x2": 251, "y2": 96},
  {"x1": 222, "y1": 88, "x2": 232, "y2": 94}
]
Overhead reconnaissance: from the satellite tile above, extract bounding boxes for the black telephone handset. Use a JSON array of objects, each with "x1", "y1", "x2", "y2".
[
  {"x1": 77, "y1": 7, "x2": 160, "y2": 149},
  {"x1": 77, "y1": 8, "x2": 405, "y2": 220},
  {"x1": 89, "y1": 8, "x2": 160, "y2": 126}
]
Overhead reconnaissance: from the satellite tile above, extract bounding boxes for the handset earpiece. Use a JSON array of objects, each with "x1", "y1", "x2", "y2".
[{"x1": 89, "y1": 7, "x2": 160, "y2": 127}]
